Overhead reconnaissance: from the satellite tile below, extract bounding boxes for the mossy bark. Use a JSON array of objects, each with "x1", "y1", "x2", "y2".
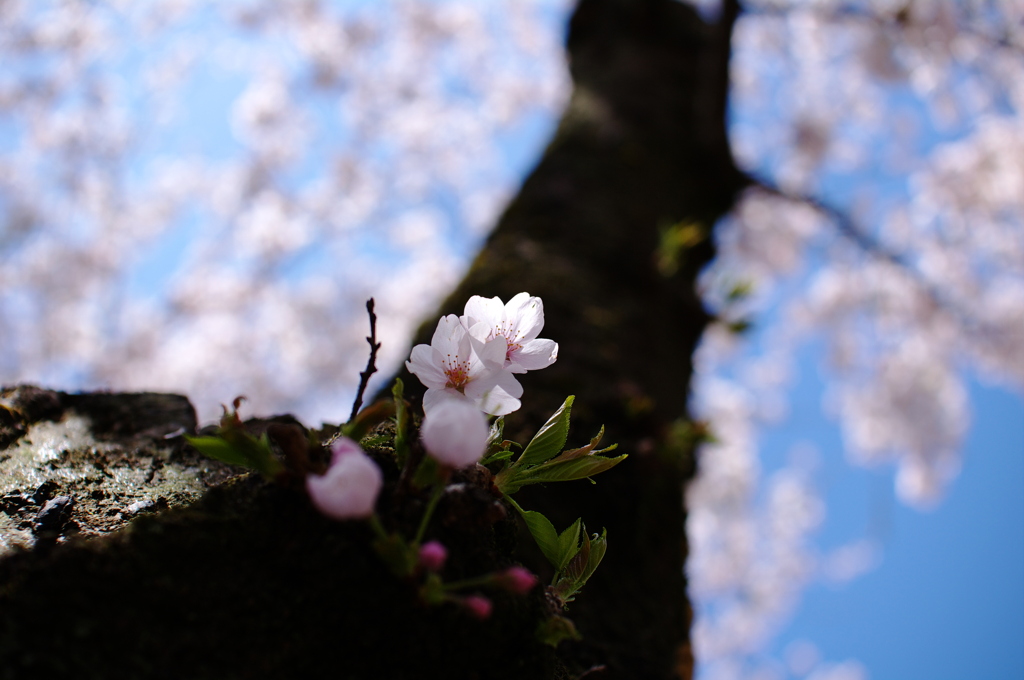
[{"x1": 0, "y1": 399, "x2": 563, "y2": 680}]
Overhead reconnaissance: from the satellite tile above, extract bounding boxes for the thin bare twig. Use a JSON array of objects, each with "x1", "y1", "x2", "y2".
[{"x1": 349, "y1": 298, "x2": 381, "y2": 423}]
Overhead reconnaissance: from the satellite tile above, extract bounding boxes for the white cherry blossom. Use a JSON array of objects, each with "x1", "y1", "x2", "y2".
[
  {"x1": 406, "y1": 314, "x2": 523, "y2": 416},
  {"x1": 460, "y1": 292, "x2": 558, "y2": 374}
]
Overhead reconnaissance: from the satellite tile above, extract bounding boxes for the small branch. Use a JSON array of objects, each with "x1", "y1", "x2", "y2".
[
  {"x1": 744, "y1": 2, "x2": 1024, "y2": 56},
  {"x1": 349, "y1": 298, "x2": 381, "y2": 423},
  {"x1": 751, "y1": 175, "x2": 909, "y2": 269},
  {"x1": 748, "y1": 174, "x2": 983, "y2": 331}
]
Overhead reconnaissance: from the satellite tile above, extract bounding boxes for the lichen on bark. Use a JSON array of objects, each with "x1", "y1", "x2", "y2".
[{"x1": 0, "y1": 385, "x2": 237, "y2": 558}]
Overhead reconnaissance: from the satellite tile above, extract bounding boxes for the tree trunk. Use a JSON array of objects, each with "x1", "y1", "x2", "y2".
[
  {"x1": 0, "y1": 2, "x2": 746, "y2": 679},
  {"x1": 394, "y1": 0, "x2": 746, "y2": 677}
]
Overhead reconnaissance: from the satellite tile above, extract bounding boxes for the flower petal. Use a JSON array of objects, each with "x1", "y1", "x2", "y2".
[
  {"x1": 475, "y1": 386, "x2": 521, "y2": 416},
  {"x1": 407, "y1": 344, "x2": 448, "y2": 389},
  {"x1": 430, "y1": 314, "x2": 467, "y2": 354},
  {"x1": 306, "y1": 445, "x2": 382, "y2": 520},
  {"x1": 423, "y1": 387, "x2": 466, "y2": 414},
  {"x1": 513, "y1": 338, "x2": 559, "y2": 371},
  {"x1": 462, "y1": 295, "x2": 504, "y2": 331},
  {"x1": 420, "y1": 399, "x2": 490, "y2": 468},
  {"x1": 504, "y1": 292, "x2": 545, "y2": 341},
  {"x1": 495, "y1": 368, "x2": 525, "y2": 399},
  {"x1": 467, "y1": 370, "x2": 522, "y2": 415},
  {"x1": 471, "y1": 334, "x2": 510, "y2": 369}
]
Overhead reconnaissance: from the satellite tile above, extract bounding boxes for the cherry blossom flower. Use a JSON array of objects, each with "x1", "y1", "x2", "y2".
[
  {"x1": 461, "y1": 292, "x2": 558, "y2": 374},
  {"x1": 306, "y1": 437, "x2": 383, "y2": 520},
  {"x1": 406, "y1": 314, "x2": 523, "y2": 416},
  {"x1": 420, "y1": 398, "x2": 491, "y2": 468}
]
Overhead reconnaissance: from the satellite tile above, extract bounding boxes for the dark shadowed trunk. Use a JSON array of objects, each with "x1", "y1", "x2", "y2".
[{"x1": 394, "y1": 0, "x2": 747, "y2": 676}]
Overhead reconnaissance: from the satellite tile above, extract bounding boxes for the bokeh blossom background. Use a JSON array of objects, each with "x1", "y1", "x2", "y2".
[{"x1": 1, "y1": 1, "x2": 1021, "y2": 678}]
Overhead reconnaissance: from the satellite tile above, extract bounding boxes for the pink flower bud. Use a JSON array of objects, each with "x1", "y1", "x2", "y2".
[
  {"x1": 418, "y1": 540, "x2": 448, "y2": 572},
  {"x1": 463, "y1": 594, "x2": 493, "y2": 620},
  {"x1": 306, "y1": 438, "x2": 382, "y2": 520},
  {"x1": 496, "y1": 566, "x2": 538, "y2": 595},
  {"x1": 420, "y1": 398, "x2": 490, "y2": 468}
]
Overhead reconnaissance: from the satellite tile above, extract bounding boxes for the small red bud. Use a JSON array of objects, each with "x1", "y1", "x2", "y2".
[
  {"x1": 463, "y1": 594, "x2": 492, "y2": 620},
  {"x1": 497, "y1": 566, "x2": 538, "y2": 595},
  {"x1": 418, "y1": 541, "x2": 448, "y2": 572}
]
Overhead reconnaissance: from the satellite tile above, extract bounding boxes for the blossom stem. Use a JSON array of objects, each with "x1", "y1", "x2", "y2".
[
  {"x1": 413, "y1": 483, "x2": 446, "y2": 545},
  {"x1": 368, "y1": 513, "x2": 389, "y2": 541},
  {"x1": 440, "y1": 574, "x2": 493, "y2": 591}
]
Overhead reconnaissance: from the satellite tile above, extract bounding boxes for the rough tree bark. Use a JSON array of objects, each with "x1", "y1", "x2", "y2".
[{"x1": 0, "y1": 1, "x2": 746, "y2": 679}]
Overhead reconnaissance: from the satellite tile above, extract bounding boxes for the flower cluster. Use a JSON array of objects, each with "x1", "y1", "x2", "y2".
[
  {"x1": 408, "y1": 292, "x2": 558, "y2": 468},
  {"x1": 305, "y1": 293, "x2": 557, "y2": 520},
  {"x1": 191, "y1": 294, "x2": 616, "y2": 635},
  {"x1": 407, "y1": 292, "x2": 558, "y2": 418}
]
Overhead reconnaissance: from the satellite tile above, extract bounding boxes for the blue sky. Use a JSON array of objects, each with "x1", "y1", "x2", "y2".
[{"x1": 760, "y1": 348, "x2": 1024, "y2": 679}]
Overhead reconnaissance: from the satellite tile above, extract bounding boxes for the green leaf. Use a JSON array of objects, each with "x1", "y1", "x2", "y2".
[
  {"x1": 727, "y1": 280, "x2": 754, "y2": 301},
  {"x1": 412, "y1": 454, "x2": 441, "y2": 489},
  {"x1": 342, "y1": 400, "x2": 396, "y2": 441},
  {"x1": 187, "y1": 398, "x2": 284, "y2": 478},
  {"x1": 480, "y1": 448, "x2": 515, "y2": 466},
  {"x1": 550, "y1": 528, "x2": 608, "y2": 606},
  {"x1": 514, "y1": 396, "x2": 574, "y2": 468},
  {"x1": 486, "y1": 415, "x2": 504, "y2": 448},
  {"x1": 579, "y1": 529, "x2": 608, "y2": 587},
  {"x1": 186, "y1": 430, "x2": 283, "y2": 478},
  {"x1": 536, "y1": 614, "x2": 580, "y2": 646},
  {"x1": 231, "y1": 431, "x2": 283, "y2": 477},
  {"x1": 552, "y1": 575, "x2": 579, "y2": 602},
  {"x1": 506, "y1": 496, "x2": 561, "y2": 568},
  {"x1": 493, "y1": 469, "x2": 523, "y2": 495},
  {"x1": 521, "y1": 509, "x2": 562, "y2": 568},
  {"x1": 562, "y1": 526, "x2": 590, "y2": 582},
  {"x1": 555, "y1": 518, "x2": 582, "y2": 572},
  {"x1": 512, "y1": 452, "x2": 629, "y2": 487},
  {"x1": 185, "y1": 436, "x2": 253, "y2": 468},
  {"x1": 727, "y1": 318, "x2": 753, "y2": 335},
  {"x1": 545, "y1": 426, "x2": 608, "y2": 464}
]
